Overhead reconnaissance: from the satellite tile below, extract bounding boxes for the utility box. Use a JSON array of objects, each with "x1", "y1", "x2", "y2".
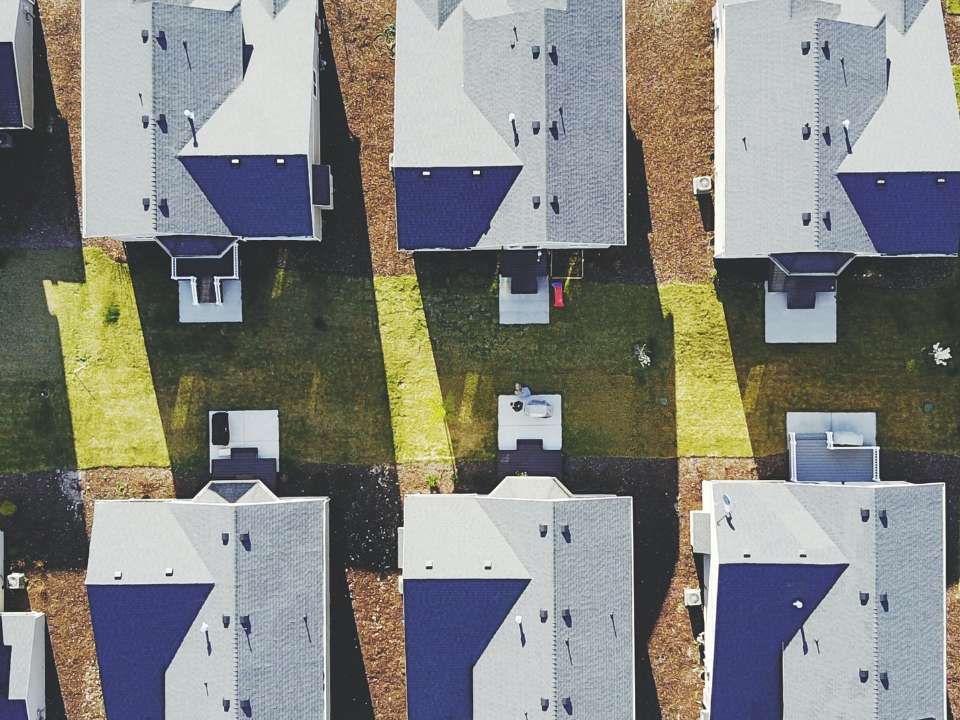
[
  {"x1": 7, "y1": 572, "x2": 27, "y2": 591},
  {"x1": 693, "y1": 175, "x2": 713, "y2": 196},
  {"x1": 684, "y1": 587, "x2": 703, "y2": 607}
]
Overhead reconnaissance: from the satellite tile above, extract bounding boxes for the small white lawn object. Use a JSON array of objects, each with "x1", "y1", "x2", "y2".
[{"x1": 930, "y1": 342, "x2": 952, "y2": 367}]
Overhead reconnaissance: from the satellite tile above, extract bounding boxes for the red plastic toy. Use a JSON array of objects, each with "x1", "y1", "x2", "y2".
[{"x1": 551, "y1": 281, "x2": 565, "y2": 308}]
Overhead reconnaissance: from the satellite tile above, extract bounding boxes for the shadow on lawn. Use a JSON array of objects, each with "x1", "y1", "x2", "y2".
[{"x1": 0, "y1": 4, "x2": 83, "y2": 476}]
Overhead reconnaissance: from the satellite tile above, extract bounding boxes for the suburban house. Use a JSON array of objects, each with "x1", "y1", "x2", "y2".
[
  {"x1": 0, "y1": 0, "x2": 34, "y2": 141},
  {"x1": 689, "y1": 413, "x2": 946, "y2": 719},
  {"x1": 81, "y1": 0, "x2": 333, "y2": 323},
  {"x1": 398, "y1": 476, "x2": 634, "y2": 719},
  {"x1": 712, "y1": 0, "x2": 960, "y2": 343},
  {"x1": 0, "y1": 531, "x2": 46, "y2": 720},
  {"x1": 391, "y1": 0, "x2": 626, "y2": 324},
  {"x1": 85, "y1": 480, "x2": 330, "y2": 720}
]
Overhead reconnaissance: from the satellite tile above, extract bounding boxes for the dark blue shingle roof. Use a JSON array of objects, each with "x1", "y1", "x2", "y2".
[
  {"x1": 841, "y1": 172, "x2": 960, "y2": 255},
  {"x1": 0, "y1": 43, "x2": 22, "y2": 129},
  {"x1": 403, "y1": 578, "x2": 528, "y2": 720},
  {"x1": 395, "y1": 166, "x2": 521, "y2": 250},
  {"x1": 710, "y1": 563, "x2": 847, "y2": 719},
  {"x1": 0, "y1": 619, "x2": 27, "y2": 720},
  {"x1": 181, "y1": 155, "x2": 313, "y2": 238},
  {"x1": 88, "y1": 583, "x2": 213, "y2": 720}
]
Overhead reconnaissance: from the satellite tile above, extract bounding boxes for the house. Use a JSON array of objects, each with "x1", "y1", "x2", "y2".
[
  {"x1": 689, "y1": 415, "x2": 946, "y2": 719},
  {"x1": 0, "y1": 0, "x2": 34, "y2": 141},
  {"x1": 391, "y1": 0, "x2": 626, "y2": 324},
  {"x1": 81, "y1": 0, "x2": 333, "y2": 323},
  {"x1": 0, "y1": 531, "x2": 46, "y2": 720},
  {"x1": 712, "y1": 0, "x2": 960, "y2": 343},
  {"x1": 85, "y1": 480, "x2": 330, "y2": 720},
  {"x1": 398, "y1": 476, "x2": 634, "y2": 719}
]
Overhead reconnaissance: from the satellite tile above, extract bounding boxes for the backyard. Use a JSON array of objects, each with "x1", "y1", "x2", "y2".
[{"x1": 0, "y1": 0, "x2": 958, "y2": 718}]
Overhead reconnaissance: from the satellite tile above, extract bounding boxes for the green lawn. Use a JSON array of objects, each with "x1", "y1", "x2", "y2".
[
  {"x1": 949, "y1": 0, "x2": 960, "y2": 16},
  {"x1": 0, "y1": 246, "x2": 956, "y2": 473},
  {"x1": 418, "y1": 272, "x2": 677, "y2": 460},
  {"x1": 0, "y1": 246, "x2": 394, "y2": 473},
  {"x1": 129, "y1": 245, "x2": 395, "y2": 470},
  {"x1": 374, "y1": 274, "x2": 454, "y2": 465},
  {"x1": 708, "y1": 274, "x2": 960, "y2": 456}
]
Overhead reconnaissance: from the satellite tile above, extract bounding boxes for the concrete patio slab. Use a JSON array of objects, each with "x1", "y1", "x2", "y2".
[
  {"x1": 764, "y1": 283, "x2": 836, "y2": 344},
  {"x1": 786, "y1": 411, "x2": 877, "y2": 446},
  {"x1": 497, "y1": 394, "x2": 562, "y2": 451},
  {"x1": 498, "y1": 276, "x2": 550, "y2": 325},
  {"x1": 208, "y1": 410, "x2": 280, "y2": 472},
  {"x1": 179, "y1": 279, "x2": 243, "y2": 323}
]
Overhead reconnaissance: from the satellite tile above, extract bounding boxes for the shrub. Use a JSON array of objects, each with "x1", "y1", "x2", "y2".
[{"x1": 104, "y1": 303, "x2": 121, "y2": 325}]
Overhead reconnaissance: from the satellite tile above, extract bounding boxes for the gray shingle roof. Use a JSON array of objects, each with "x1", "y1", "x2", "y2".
[
  {"x1": 393, "y1": 0, "x2": 626, "y2": 249},
  {"x1": 85, "y1": 481, "x2": 330, "y2": 720},
  {"x1": 715, "y1": 0, "x2": 960, "y2": 258},
  {"x1": 81, "y1": 0, "x2": 320, "y2": 240},
  {"x1": 400, "y1": 476, "x2": 634, "y2": 718},
  {"x1": 696, "y1": 480, "x2": 945, "y2": 719}
]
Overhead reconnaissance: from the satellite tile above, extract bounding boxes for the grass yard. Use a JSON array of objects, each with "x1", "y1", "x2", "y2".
[
  {"x1": 954, "y1": 65, "x2": 960, "y2": 108},
  {"x1": 0, "y1": 248, "x2": 83, "y2": 472},
  {"x1": 949, "y1": 0, "x2": 960, "y2": 16},
  {"x1": 128, "y1": 243, "x2": 395, "y2": 470},
  {"x1": 0, "y1": 245, "x2": 395, "y2": 474},
  {"x1": 717, "y1": 272, "x2": 960, "y2": 457},
  {"x1": 418, "y1": 270, "x2": 678, "y2": 460},
  {"x1": 2, "y1": 246, "x2": 956, "y2": 475},
  {"x1": 373, "y1": 274, "x2": 454, "y2": 465}
]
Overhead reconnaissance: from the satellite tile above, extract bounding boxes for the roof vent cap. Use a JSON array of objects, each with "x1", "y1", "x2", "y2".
[
  {"x1": 859, "y1": 669, "x2": 869, "y2": 682},
  {"x1": 801, "y1": 40, "x2": 811, "y2": 54}
]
